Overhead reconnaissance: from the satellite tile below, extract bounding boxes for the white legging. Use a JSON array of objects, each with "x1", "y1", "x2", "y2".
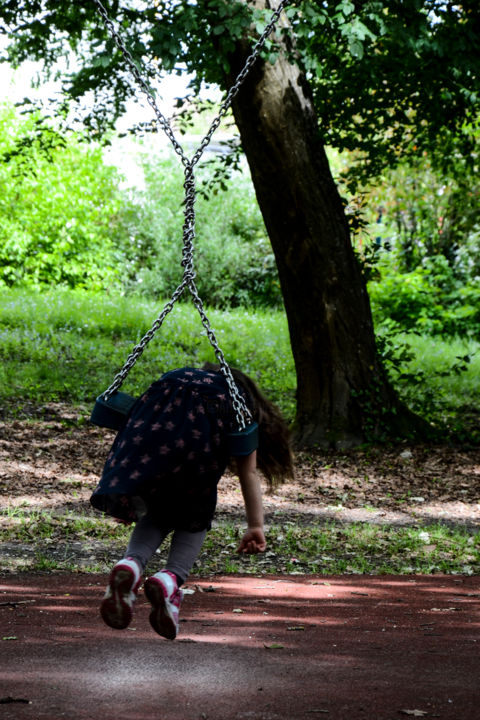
[{"x1": 125, "y1": 512, "x2": 207, "y2": 585}]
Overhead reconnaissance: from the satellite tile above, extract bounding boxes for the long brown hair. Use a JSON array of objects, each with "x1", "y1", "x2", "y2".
[{"x1": 202, "y1": 363, "x2": 294, "y2": 489}]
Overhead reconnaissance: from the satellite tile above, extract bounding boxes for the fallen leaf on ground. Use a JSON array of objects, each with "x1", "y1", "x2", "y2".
[
  {"x1": 306, "y1": 710, "x2": 329, "y2": 714},
  {"x1": 399, "y1": 710, "x2": 428, "y2": 717},
  {"x1": 0, "y1": 697, "x2": 31, "y2": 704}
]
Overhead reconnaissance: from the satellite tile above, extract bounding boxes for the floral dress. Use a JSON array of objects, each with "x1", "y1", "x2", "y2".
[{"x1": 90, "y1": 367, "x2": 243, "y2": 531}]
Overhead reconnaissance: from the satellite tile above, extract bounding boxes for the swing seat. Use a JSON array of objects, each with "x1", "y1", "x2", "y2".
[
  {"x1": 90, "y1": 392, "x2": 137, "y2": 430},
  {"x1": 228, "y1": 422, "x2": 259, "y2": 457}
]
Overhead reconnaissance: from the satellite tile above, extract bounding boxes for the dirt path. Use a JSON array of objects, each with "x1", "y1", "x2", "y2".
[{"x1": 1, "y1": 573, "x2": 479, "y2": 720}]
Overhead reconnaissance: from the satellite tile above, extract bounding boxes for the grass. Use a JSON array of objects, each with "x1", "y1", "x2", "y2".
[
  {"x1": 1, "y1": 287, "x2": 479, "y2": 576},
  {"x1": 1, "y1": 507, "x2": 478, "y2": 575},
  {"x1": 1, "y1": 287, "x2": 480, "y2": 439},
  {"x1": 0, "y1": 287, "x2": 295, "y2": 419},
  {"x1": 203, "y1": 522, "x2": 480, "y2": 576},
  {"x1": 383, "y1": 332, "x2": 480, "y2": 442}
]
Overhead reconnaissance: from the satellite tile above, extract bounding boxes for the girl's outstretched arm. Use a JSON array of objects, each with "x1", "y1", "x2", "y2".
[{"x1": 236, "y1": 451, "x2": 266, "y2": 554}]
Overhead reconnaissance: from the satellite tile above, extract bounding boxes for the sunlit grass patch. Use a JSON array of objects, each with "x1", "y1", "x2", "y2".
[
  {"x1": 1, "y1": 506, "x2": 131, "y2": 543},
  {"x1": 199, "y1": 522, "x2": 480, "y2": 576},
  {"x1": 0, "y1": 287, "x2": 295, "y2": 419},
  {"x1": 1, "y1": 287, "x2": 480, "y2": 437},
  {"x1": 2, "y1": 506, "x2": 477, "y2": 575}
]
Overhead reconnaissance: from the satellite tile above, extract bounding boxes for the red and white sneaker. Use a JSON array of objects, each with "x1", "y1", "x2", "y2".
[
  {"x1": 144, "y1": 570, "x2": 183, "y2": 640},
  {"x1": 100, "y1": 558, "x2": 142, "y2": 630}
]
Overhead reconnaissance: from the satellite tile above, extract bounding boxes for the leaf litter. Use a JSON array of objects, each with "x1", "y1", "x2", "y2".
[{"x1": 1, "y1": 408, "x2": 480, "y2": 570}]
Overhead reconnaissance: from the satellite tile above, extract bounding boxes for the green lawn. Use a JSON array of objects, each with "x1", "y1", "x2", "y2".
[{"x1": 1, "y1": 286, "x2": 478, "y2": 439}]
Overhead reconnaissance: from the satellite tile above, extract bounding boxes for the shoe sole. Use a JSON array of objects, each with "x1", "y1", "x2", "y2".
[
  {"x1": 144, "y1": 578, "x2": 177, "y2": 640},
  {"x1": 100, "y1": 566, "x2": 136, "y2": 630}
]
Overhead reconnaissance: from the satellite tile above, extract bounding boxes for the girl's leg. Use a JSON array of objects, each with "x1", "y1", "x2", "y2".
[
  {"x1": 125, "y1": 512, "x2": 171, "y2": 572},
  {"x1": 164, "y1": 528, "x2": 207, "y2": 585},
  {"x1": 144, "y1": 529, "x2": 207, "y2": 640},
  {"x1": 100, "y1": 513, "x2": 170, "y2": 630}
]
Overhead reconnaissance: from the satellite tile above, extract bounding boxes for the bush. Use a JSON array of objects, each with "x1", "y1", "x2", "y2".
[
  {"x1": 0, "y1": 104, "x2": 281, "y2": 308},
  {"x1": 360, "y1": 138, "x2": 480, "y2": 278},
  {"x1": 0, "y1": 105, "x2": 135, "y2": 290},
  {"x1": 351, "y1": 128, "x2": 480, "y2": 338},
  {"x1": 368, "y1": 262, "x2": 480, "y2": 337},
  {"x1": 119, "y1": 153, "x2": 282, "y2": 308}
]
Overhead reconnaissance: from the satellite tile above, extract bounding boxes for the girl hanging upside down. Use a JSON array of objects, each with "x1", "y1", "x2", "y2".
[{"x1": 90, "y1": 363, "x2": 293, "y2": 640}]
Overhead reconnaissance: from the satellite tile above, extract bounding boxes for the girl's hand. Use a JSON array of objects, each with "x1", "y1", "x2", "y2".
[
  {"x1": 237, "y1": 527, "x2": 266, "y2": 554},
  {"x1": 236, "y1": 453, "x2": 265, "y2": 554}
]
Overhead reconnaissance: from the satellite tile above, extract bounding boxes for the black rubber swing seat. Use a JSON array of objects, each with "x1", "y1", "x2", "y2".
[
  {"x1": 227, "y1": 421, "x2": 259, "y2": 456},
  {"x1": 90, "y1": 392, "x2": 137, "y2": 431},
  {"x1": 90, "y1": 393, "x2": 259, "y2": 456}
]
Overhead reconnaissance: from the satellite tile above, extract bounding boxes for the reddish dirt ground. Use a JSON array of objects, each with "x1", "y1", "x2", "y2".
[
  {"x1": 1, "y1": 409, "x2": 479, "y2": 717},
  {"x1": 1, "y1": 573, "x2": 479, "y2": 720}
]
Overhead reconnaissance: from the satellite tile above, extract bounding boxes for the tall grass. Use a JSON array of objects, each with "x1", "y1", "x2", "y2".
[
  {"x1": 1, "y1": 287, "x2": 479, "y2": 438},
  {"x1": 0, "y1": 287, "x2": 295, "y2": 418}
]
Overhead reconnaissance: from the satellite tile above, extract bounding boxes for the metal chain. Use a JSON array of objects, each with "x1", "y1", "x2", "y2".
[
  {"x1": 95, "y1": 0, "x2": 291, "y2": 428},
  {"x1": 93, "y1": 0, "x2": 188, "y2": 165},
  {"x1": 94, "y1": 0, "x2": 291, "y2": 167},
  {"x1": 189, "y1": 0, "x2": 291, "y2": 169},
  {"x1": 188, "y1": 280, "x2": 253, "y2": 429}
]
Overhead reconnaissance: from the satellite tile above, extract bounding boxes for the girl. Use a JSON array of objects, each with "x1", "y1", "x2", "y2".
[{"x1": 90, "y1": 363, "x2": 293, "y2": 640}]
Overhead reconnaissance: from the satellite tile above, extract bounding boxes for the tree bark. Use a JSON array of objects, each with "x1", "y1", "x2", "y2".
[{"x1": 227, "y1": 1, "x2": 403, "y2": 448}]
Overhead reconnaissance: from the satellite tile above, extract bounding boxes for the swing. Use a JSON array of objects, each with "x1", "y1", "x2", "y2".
[{"x1": 90, "y1": 0, "x2": 290, "y2": 455}]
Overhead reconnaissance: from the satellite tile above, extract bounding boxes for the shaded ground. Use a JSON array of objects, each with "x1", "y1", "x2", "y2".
[
  {"x1": 1, "y1": 573, "x2": 479, "y2": 720},
  {"x1": 1, "y1": 403, "x2": 479, "y2": 529},
  {"x1": 1, "y1": 406, "x2": 479, "y2": 718},
  {"x1": 1, "y1": 405, "x2": 479, "y2": 573}
]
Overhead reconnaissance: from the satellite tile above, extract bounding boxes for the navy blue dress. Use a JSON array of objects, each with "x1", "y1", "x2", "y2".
[{"x1": 90, "y1": 367, "x2": 245, "y2": 531}]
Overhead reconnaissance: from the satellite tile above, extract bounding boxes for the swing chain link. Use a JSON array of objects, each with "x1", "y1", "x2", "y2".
[
  {"x1": 95, "y1": 0, "x2": 291, "y2": 429},
  {"x1": 93, "y1": 0, "x2": 188, "y2": 166},
  {"x1": 93, "y1": 0, "x2": 291, "y2": 169},
  {"x1": 104, "y1": 280, "x2": 189, "y2": 398},
  {"x1": 180, "y1": 165, "x2": 196, "y2": 282}
]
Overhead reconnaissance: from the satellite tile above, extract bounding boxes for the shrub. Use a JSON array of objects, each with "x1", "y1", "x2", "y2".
[
  {"x1": 0, "y1": 105, "x2": 131, "y2": 290},
  {"x1": 368, "y1": 262, "x2": 480, "y2": 337},
  {"x1": 119, "y1": 153, "x2": 282, "y2": 308}
]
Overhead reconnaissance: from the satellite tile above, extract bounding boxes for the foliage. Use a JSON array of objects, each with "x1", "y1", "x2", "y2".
[
  {"x1": 1, "y1": 287, "x2": 479, "y2": 442},
  {"x1": 368, "y1": 262, "x2": 480, "y2": 337},
  {"x1": 0, "y1": 287, "x2": 295, "y2": 418},
  {"x1": 0, "y1": 104, "x2": 131, "y2": 289},
  {"x1": 120, "y1": 152, "x2": 282, "y2": 308},
  {"x1": 347, "y1": 128, "x2": 480, "y2": 339},
  {"x1": 361, "y1": 132, "x2": 480, "y2": 276},
  {"x1": 2, "y1": 1, "x2": 479, "y2": 185},
  {"x1": 295, "y1": 0, "x2": 480, "y2": 188},
  {"x1": 0, "y1": 105, "x2": 279, "y2": 306}
]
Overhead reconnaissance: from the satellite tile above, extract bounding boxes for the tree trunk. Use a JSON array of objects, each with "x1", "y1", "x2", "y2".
[{"x1": 227, "y1": 1, "x2": 407, "y2": 448}]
